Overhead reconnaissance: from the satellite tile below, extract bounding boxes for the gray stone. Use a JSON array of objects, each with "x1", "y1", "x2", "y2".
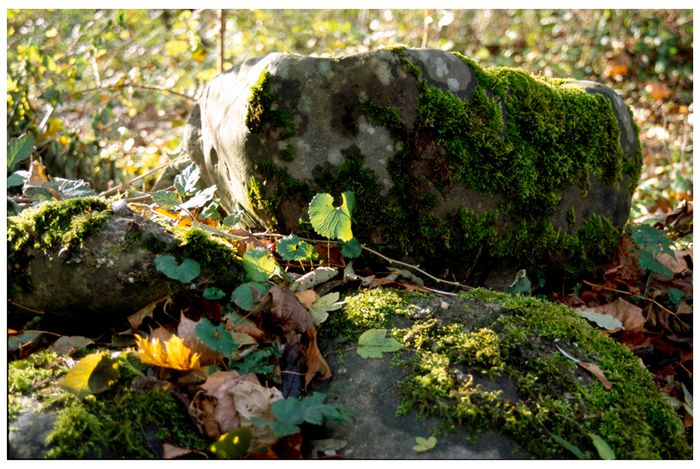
[{"x1": 186, "y1": 49, "x2": 642, "y2": 277}]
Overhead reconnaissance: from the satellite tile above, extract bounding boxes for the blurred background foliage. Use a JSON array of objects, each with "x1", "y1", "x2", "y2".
[{"x1": 6, "y1": 9, "x2": 693, "y2": 224}]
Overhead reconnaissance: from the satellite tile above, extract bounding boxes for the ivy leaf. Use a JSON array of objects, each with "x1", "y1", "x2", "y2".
[
  {"x1": 223, "y1": 212, "x2": 242, "y2": 227},
  {"x1": 7, "y1": 134, "x2": 35, "y2": 173},
  {"x1": 309, "y1": 292, "x2": 344, "y2": 326},
  {"x1": 154, "y1": 255, "x2": 201, "y2": 283},
  {"x1": 413, "y1": 436, "x2": 437, "y2": 453},
  {"x1": 590, "y1": 434, "x2": 615, "y2": 460},
  {"x1": 242, "y1": 247, "x2": 277, "y2": 282},
  {"x1": 636, "y1": 250, "x2": 674, "y2": 278},
  {"x1": 308, "y1": 191, "x2": 354, "y2": 241},
  {"x1": 203, "y1": 287, "x2": 226, "y2": 301},
  {"x1": 59, "y1": 351, "x2": 119, "y2": 398},
  {"x1": 341, "y1": 237, "x2": 362, "y2": 259},
  {"x1": 209, "y1": 427, "x2": 252, "y2": 459},
  {"x1": 174, "y1": 162, "x2": 201, "y2": 196},
  {"x1": 231, "y1": 348, "x2": 277, "y2": 375},
  {"x1": 356, "y1": 329, "x2": 403, "y2": 359},
  {"x1": 42, "y1": 177, "x2": 96, "y2": 198},
  {"x1": 231, "y1": 282, "x2": 270, "y2": 311},
  {"x1": 179, "y1": 185, "x2": 217, "y2": 210},
  {"x1": 195, "y1": 317, "x2": 240, "y2": 356},
  {"x1": 276, "y1": 234, "x2": 316, "y2": 262},
  {"x1": 261, "y1": 392, "x2": 351, "y2": 437}
]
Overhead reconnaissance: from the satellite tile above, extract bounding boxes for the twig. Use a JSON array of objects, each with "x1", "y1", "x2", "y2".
[
  {"x1": 73, "y1": 82, "x2": 196, "y2": 102},
  {"x1": 219, "y1": 9, "x2": 226, "y2": 73},
  {"x1": 99, "y1": 154, "x2": 189, "y2": 197},
  {"x1": 582, "y1": 280, "x2": 679, "y2": 318},
  {"x1": 359, "y1": 245, "x2": 472, "y2": 290}
]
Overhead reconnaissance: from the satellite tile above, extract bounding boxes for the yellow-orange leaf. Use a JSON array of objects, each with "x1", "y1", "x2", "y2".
[{"x1": 134, "y1": 334, "x2": 201, "y2": 371}]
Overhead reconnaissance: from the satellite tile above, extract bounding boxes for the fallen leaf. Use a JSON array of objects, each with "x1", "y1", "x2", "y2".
[
  {"x1": 657, "y1": 251, "x2": 691, "y2": 277},
  {"x1": 8, "y1": 331, "x2": 43, "y2": 352},
  {"x1": 59, "y1": 352, "x2": 119, "y2": 398},
  {"x1": 295, "y1": 290, "x2": 318, "y2": 309},
  {"x1": 357, "y1": 329, "x2": 403, "y2": 359},
  {"x1": 305, "y1": 327, "x2": 332, "y2": 388},
  {"x1": 309, "y1": 292, "x2": 343, "y2": 325},
  {"x1": 590, "y1": 433, "x2": 616, "y2": 459},
  {"x1": 178, "y1": 314, "x2": 221, "y2": 366},
  {"x1": 590, "y1": 298, "x2": 646, "y2": 332},
  {"x1": 162, "y1": 443, "x2": 207, "y2": 459},
  {"x1": 574, "y1": 308, "x2": 624, "y2": 332},
  {"x1": 269, "y1": 285, "x2": 314, "y2": 339},
  {"x1": 48, "y1": 336, "x2": 94, "y2": 356},
  {"x1": 578, "y1": 361, "x2": 613, "y2": 390},
  {"x1": 413, "y1": 436, "x2": 437, "y2": 453},
  {"x1": 312, "y1": 438, "x2": 348, "y2": 453},
  {"x1": 134, "y1": 334, "x2": 201, "y2": 371},
  {"x1": 127, "y1": 295, "x2": 170, "y2": 330}
]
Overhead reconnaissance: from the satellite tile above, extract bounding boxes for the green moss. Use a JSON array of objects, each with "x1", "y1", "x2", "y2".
[
  {"x1": 45, "y1": 386, "x2": 207, "y2": 458},
  {"x1": 280, "y1": 144, "x2": 296, "y2": 162},
  {"x1": 246, "y1": 68, "x2": 296, "y2": 139},
  {"x1": 331, "y1": 288, "x2": 691, "y2": 459},
  {"x1": 247, "y1": 161, "x2": 311, "y2": 231},
  {"x1": 7, "y1": 197, "x2": 111, "y2": 253},
  {"x1": 7, "y1": 197, "x2": 112, "y2": 297},
  {"x1": 177, "y1": 227, "x2": 240, "y2": 277}
]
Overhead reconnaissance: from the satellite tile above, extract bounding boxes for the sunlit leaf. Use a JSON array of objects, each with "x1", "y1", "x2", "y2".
[
  {"x1": 276, "y1": 234, "x2": 315, "y2": 262},
  {"x1": 413, "y1": 436, "x2": 437, "y2": 453},
  {"x1": 134, "y1": 334, "x2": 201, "y2": 370},
  {"x1": 7, "y1": 170, "x2": 29, "y2": 188},
  {"x1": 179, "y1": 185, "x2": 217, "y2": 210},
  {"x1": 308, "y1": 191, "x2": 354, "y2": 241},
  {"x1": 152, "y1": 190, "x2": 182, "y2": 208},
  {"x1": 7, "y1": 134, "x2": 34, "y2": 172},
  {"x1": 195, "y1": 317, "x2": 240, "y2": 356},
  {"x1": 242, "y1": 247, "x2": 277, "y2": 282},
  {"x1": 174, "y1": 162, "x2": 200, "y2": 195},
  {"x1": 59, "y1": 351, "x2": 119, "y2": 398},
  {"x1": 209, "y1": 427, "x2": 252, "y2": 459},
  {"x1": 357, "y1": 329, "x2": 402, "y2": 359},
  {"x1": 154, "y1": 255, "x2": 200, "y2": 283},
  {"x1": 309, "y1": 292, "x2": 343, "y2": 326}
]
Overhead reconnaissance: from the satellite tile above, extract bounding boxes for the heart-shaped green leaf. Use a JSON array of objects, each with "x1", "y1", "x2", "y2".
[
  {"x1": 231, "y1": 282, "x2": 269, "y2": 311},
  {"x1": 8, "y1": 134, "x2": 35, "y2": 172},
  {"x1": 276, "y1": 234, "x2": 316, "y2": 262},
  {"x1": 154, "y1": 255, "x2": 201, "y2": 283},
  {"x1": 413, "y1": 436, "x2": 437, "y2": 453},
  {"x1": 308, "y1": 191, "x2": 354, "y2": 241}
]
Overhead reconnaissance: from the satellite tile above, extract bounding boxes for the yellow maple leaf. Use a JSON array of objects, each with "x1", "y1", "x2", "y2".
[{"x1": 134, "y1": 334, "x2": 201, "y2": 371}]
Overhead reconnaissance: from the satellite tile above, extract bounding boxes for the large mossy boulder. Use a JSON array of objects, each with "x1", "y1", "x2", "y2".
[
  {"x1": 186, "y1": 48, "x2": 642, "y2": 278},
  {"x1": 313, "y1": 289, "x2": 690, "y2": 459}
]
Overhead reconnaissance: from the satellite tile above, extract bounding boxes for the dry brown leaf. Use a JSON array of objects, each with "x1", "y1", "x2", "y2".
[
  {"x1": 657, "y1": 251, "x2": 691, "y2": 277},
  {"x1": 591, "y1": 298, "x2": 646, "y2": 332},
  {"x1": 127, "y1": 295, "x2": 170, "y2": 330},
  {"x1": 269, "y1": 285, "x2": 314, "y2": 339},
  {"x1": 305, "y1": 326, "x2": 332, "y2": 388},
  {"x1": 27, "y1": 160, "x2": 50, "y2": 187},
  {"x1": 295, "y1": 290, "x2": 318, "y2": 309},
  {"x1": 577, "y1": 361, "x2": 613, "y2": 390},
  {"x1": 200, "y1": 371, "x2": 250, "y2": 435},
  {"x1": 178, "y1": 313, "x2": 221, "y2": 366}
]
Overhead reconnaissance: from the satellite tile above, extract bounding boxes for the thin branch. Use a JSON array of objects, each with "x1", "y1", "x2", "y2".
[
  {"x1": 73, "y1": 82, "x2": 196, "y2": 102},
  {"x1": 219, "y1": 9, "x2": 226, "y2": 73},
  {"x1": 99, "y1": 154, "x2": 189, "y2": 197},
  {"x1": 582, "y1": 279, "x2": 679, "y2": 317}
]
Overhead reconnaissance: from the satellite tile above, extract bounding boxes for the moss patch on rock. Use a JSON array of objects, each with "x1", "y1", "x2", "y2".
[
  {"x1": 325, "y1": 288, "x2": 690, "y2": 459},
  {"x1": 8, "y1": 351, "x2": 207, "y2": 458}
]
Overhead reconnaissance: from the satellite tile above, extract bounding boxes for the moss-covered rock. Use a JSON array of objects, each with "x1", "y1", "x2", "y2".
[
  {"x1": 187, "y1": 48, "x2": 641, "y2": 280},
  {"x1": 314, "y1": 288, "x2": 690, "y2": 459},
  {"x1": 7, "y1": 198, "x2": 242, "y2": 332}
]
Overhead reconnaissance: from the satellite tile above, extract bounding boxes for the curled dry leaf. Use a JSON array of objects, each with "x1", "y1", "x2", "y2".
[
  {"x1": 134, "y1": 334, "x2": 201, "y2": 371},
  {"x1": 162, "y1": 443, "x2": 207, "y2": 459},
  {"x1": 305, "y1": 326, "x2": 332, "y2": 388},
  {"x1": 590, "y1": 298, "x2": 646, "y2": 332},
  {"x1": 127, "y1": 295, "x2": 170, "y2": 330},
  {"x1": 578, "y1": 361, "x2": 613, "y2": 390},
  {"x1": 269, "y1": 284, "x2": 314, "y2": 339}
]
